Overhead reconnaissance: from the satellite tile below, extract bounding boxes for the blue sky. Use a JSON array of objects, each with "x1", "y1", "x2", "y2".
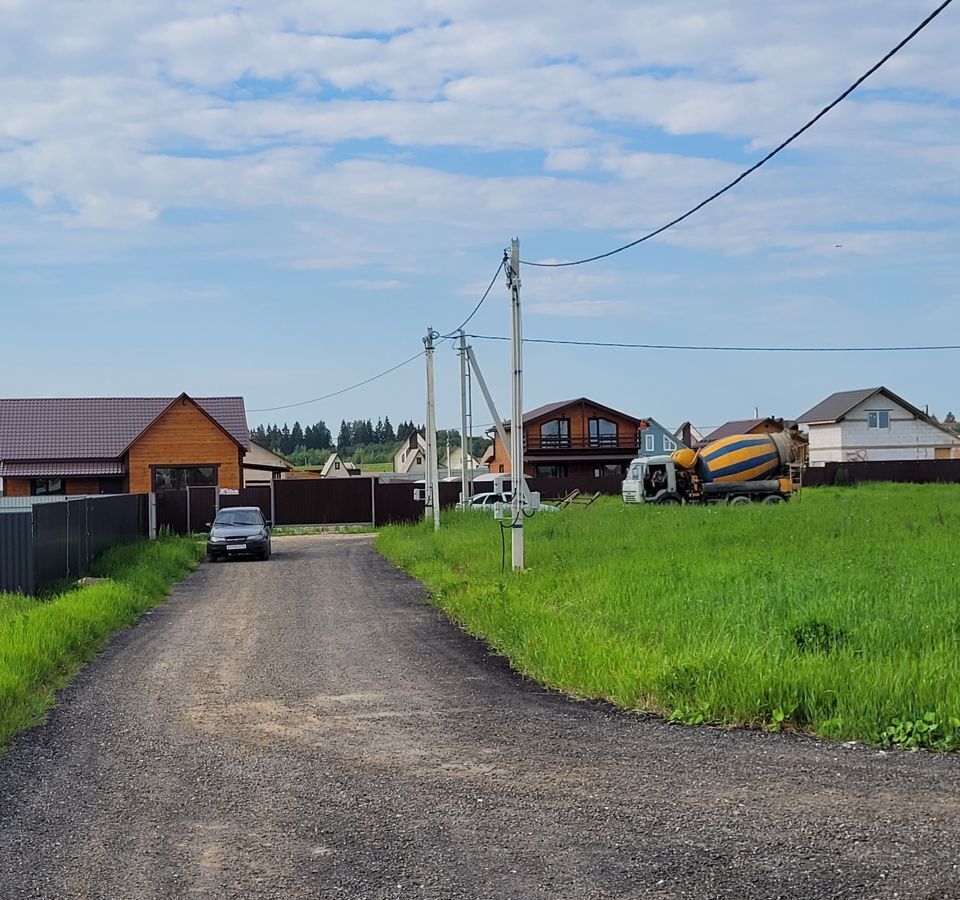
[{"x1": 1, "y1": 1, "x2": 959, "y2": 435}]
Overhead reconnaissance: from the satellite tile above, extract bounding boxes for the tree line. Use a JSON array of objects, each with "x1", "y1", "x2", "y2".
[{"x1": 250, "y1": 417, "x2": 422, "y2": 458}]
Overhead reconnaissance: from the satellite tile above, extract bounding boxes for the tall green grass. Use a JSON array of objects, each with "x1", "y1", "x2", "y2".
[
  {"x1": 0, "y1": 537, "x2": 202, "y2": 747},
  {"x1": 376, "y1": 485, "x2": 960, "y2": 748}
]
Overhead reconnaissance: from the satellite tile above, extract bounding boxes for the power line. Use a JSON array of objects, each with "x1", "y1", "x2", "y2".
[
  {"x1": 442, "y1": 259, "x2": 505, "y2": 337},
  {"x1": 465, "y1": 333, "x2": 960, "y2": 352},
  {"x1": 248, "y1": 351, "x2": 426, "y2": 413},
  {"x1": 521, "y1": 0, "x2": 955, "y2": 269}
]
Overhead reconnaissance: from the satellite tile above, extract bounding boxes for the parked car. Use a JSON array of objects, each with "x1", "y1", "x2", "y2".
[
  {"x1": 206, "y1": 507, "x2": 272, "y2": 561},
  {"x1": 465, "y1": 491, "x2": 558, "y2": 513}
]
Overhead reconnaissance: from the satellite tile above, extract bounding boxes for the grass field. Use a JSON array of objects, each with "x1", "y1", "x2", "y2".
[
  {"x1": 376, "y1": 484, "x2": 960, "y2": 750},
  {"x1": 0, "y1": 537, "x2": 202, "y2": 748}
]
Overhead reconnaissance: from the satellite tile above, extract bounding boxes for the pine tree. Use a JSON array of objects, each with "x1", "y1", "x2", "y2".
[
  {"x1": 382, "y1": 416, "x2": 395, "y2": 443},
  {"x1": 338, "y1": 420, "x2": 351, "y2": 449},
  {"x1": 291, "y1": 421, "x2": 304, "y2": 450}
]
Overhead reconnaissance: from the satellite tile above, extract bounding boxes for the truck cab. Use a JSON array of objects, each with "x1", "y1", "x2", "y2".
[{"x1": 621, "y1": 455, "x2": 682, "y2": 505}]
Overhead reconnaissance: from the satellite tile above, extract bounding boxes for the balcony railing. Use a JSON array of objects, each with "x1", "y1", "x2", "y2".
[{"x1": 524, "y1": 435, "x2": 639, "y2": 452}]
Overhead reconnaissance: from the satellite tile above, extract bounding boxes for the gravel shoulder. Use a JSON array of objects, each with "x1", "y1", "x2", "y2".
[{"x1": 1, "y1": 533, "x2": 959, "y2": 900}]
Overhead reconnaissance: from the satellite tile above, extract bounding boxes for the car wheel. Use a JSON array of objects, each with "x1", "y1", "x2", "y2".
[
  {"x1": 655, "y1": 493, "x2": 681, "y2": 506},
  {"x1": 762, "y1": 494, "x2": 785, "y2": 505},
  {"x1": 260, "y1": 545, "x2": 271, "y2": 561},
  {"x1": 728, "y1": 496, "x2": 751, "y2": 506}
]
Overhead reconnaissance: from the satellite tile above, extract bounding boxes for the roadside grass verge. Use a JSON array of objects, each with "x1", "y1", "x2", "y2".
[
  {"x1": 0, "y1": 537, "x2": 203, "y2": 748},
  {"x1": 376, "y1": 485, "x2": 960, "y2": 749}
]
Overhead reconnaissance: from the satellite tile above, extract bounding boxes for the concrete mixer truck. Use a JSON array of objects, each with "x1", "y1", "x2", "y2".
[{"x1": 621, "y1": 431, "x2": 801, "y2": 505}]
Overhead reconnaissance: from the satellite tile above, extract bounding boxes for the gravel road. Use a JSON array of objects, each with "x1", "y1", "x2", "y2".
[{"x1": 1, "y1": 534, "x2": 959, "y2": 900}]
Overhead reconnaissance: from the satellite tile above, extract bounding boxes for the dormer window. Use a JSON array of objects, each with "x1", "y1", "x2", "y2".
[{"x1": 867, "y1": 410, "x2": 890, "y2": 429}]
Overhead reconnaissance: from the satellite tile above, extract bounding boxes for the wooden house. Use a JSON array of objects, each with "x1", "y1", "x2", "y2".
[
  {"x1": 485, "y1": 398, "x2": 645, "y2": 478},
  {"x1": 0, "y1": 393, "x2": 249, "y2": 496}
]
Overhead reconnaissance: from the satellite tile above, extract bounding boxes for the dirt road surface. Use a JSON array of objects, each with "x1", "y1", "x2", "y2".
[{"x1": 1, "y1": 534, "x2": 959, "y2": 899}]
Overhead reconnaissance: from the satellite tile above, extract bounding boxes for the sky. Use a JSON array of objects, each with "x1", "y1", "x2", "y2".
[{"x1": 1, "y1": 0, "x2": 959, "y2": 436}]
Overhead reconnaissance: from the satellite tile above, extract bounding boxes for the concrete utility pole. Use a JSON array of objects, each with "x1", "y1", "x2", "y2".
[
  {"x1": 458, "y1": 330, "x2": 470, "y2": 506},
  {"x1": 423, "y1": 327, "x2": 441, "y2": 530},
  {"x1": 506, "y1": 238, "x2": 524, "y2": 570}
]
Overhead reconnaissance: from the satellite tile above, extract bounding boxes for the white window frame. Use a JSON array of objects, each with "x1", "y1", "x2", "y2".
[
  {"x1": 867, "y1": 410, "x2": 890, "y2": 429},
  {"x1": 663, "y1": 436, "x2": 677, "y2": 452},
  {"x1": 645, "y1": 434, "x2": 655, "y2": 453}
]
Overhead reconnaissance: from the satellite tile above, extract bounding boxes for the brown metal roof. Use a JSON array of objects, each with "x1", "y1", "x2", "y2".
[
  {"x1": 0, "y1": 395, "x2": 249, "y2": 461},
  {"x1": 498, "y1": 398, "x2": 644, "y2": 430},
  {"x1": 795, "y1": 388, "x2": 883, "y2": 423},
  {"x1": 701, "y1": 418, "x2": 775, "y2": 443},
  {"x1": 0, "y1": 460, "x2": 125, "y2": 477}
]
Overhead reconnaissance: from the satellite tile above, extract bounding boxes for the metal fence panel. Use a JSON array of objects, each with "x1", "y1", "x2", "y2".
[
  {"x1": 33, "y1": 501, "x2": 70, "y2": 589},
  {"x1": 0, "y1": 511, "x2": 34, "y2": 595},
  {"x1": 804, "y1": 459, "x2": 960, "y2": 487},
  {"x1": 275, "y1": 478, "x2": 374, "y2": 525}
]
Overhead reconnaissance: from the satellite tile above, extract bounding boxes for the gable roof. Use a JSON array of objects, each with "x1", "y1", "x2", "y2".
[
  {"x1": 701, "y1": 418, "x2": 778, "y2": 444},
  {"x1": 320, "y1": 452, "x2": 359, "y2": 476},
  {"x1": 797, "y1": 386, "x2": 960, "y2": 440},
  {"x1": 499, "y1": 398, "x2": 644, "y2": 430},
  {"x1": 0, "y1": 395, "x2": 249, "y2": 461},
  {"x1": 795, "y1": 388, "x2": 884, "y2": 424}
]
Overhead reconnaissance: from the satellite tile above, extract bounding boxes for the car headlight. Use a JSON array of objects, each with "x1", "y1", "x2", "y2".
[{"x1": 209, "y1": 535, "x2": 226, "y2": 543}]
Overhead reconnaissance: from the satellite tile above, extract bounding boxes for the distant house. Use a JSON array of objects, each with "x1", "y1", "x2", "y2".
[
  {"x1": 797, "y1": 386, "x2": 960, "y2": 465},
  {"x1": 243, "y1": 441, "x2": 293, "y2": 485},
  {"x1": 700, "y1": 417, "x2": 787, "y2": 446},
  {"x1": 485, "y1": 398, "x2": 645, "y2": 478},
  {"x1": 394, "y1": 431, "x2": 427, "y2": 475},
  {"x1": 0, "y1": 393, "x2": 249, "y2": 497},
  {"x1": 673, "y1": 421, "x2": 703, "y2": 449},
  {"x1": 320, "y1": 452, "x2": 361, "y2": 478},
  {"x1": 444, "y1": 445, "x2": 480, "y2": 473},
  {"x1": 637, "y1": 417, "x2": 684, "y2": 457}
]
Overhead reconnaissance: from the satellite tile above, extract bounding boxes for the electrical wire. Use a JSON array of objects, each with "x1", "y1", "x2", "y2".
[
  {"x1": 520, "y1": 0, "x2": 955, "y2": 268},
  {"x1": 442, "y1": 259, "x2": 505, "y2": 337},
  {"x1": 464, "y1": 334, "x2": 960, "y2": 353},
  {"x1": 248, "y1": 351, "x2": 426, "y2": 413}
]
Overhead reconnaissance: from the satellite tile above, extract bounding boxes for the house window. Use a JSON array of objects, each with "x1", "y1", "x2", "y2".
[
  {"x1": 536, "y1": 464, "x2": 567, "y2": 478},
  {"x1": 663, "y1": 436, "x2": 677, "y2": 452},
  {"x1": 594, "y1": 464, "x2": 622, "y2": 477},
  {"x1": 498, "y1": 465, "x2": 504, "y2": 473},
  {"x1": 645, "y1": 434, "x2": 655, "y2": 453},
  {"x1": 539, "y1": 418, "x2": 570, "y2": 448},
  {"x1": 588, "y1": 418, "x2": 618, "y2": 447},
  {"x1": 32, "y1": 478, "x2": 65, "y2": 496},
  {"x1": 335, "y1": 462, "x2": 341, "y2": 470},
  {"x1": 152, "y1": 466, "x2": 218, "y2": 491},
  {"x1": 416, "y1": 455, "x2": 422, "y2": 464},
  {"x1": 867, "y1": 410, "x2": 890, "y2": 429}
]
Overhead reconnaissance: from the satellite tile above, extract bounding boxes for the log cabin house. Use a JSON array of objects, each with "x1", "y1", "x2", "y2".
[
  {"x1": 0, "y1": 393, "x2": 249, "y2": 497},
  {"x1": 485, "y1": 398, "x2": 646, "y2": 478}
]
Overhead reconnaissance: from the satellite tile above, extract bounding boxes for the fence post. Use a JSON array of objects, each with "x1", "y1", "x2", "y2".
[
  {"x1": 148, "y1": 493, "x2": 157, "y2": 539},
  {"x1": 186, "y1": 485, "x2": 191, "y2": 534},
  {"x1": 370, "y1": 477, "x2": 377, "y2": 526},
  {"x1": 270, "y1": 479, "x2": 276, "y2": 526}
]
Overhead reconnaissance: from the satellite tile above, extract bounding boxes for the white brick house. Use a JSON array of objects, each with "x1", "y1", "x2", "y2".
[{"x1": 797, "y1": 387, "x2": 960, "y2": 465}]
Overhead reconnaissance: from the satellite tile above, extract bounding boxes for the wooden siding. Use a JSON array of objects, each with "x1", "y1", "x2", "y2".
[
  {"x1": 127, "y1": 396, "x2": 242, "y2": 493},
  {"x1": 486, "y1": 400, "x2": 641, "y2": 476},
  {"x1": 3, "y1": 478, "x2": 30, "y2": 497}
]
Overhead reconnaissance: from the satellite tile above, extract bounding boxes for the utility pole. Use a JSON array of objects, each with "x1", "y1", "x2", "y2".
[
  {"x1": 423, "y1": 327, "x2": 441, "y2": 530},
  {"x1": 506, "y1": 238, "x2": 524, "y2": 570},
  {"x1": 458, "y1": 330, "x2": 470, "y2": 506}
]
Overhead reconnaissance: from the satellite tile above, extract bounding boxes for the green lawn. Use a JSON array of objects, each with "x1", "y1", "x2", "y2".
[
  {"x1": 0, "y1": 537, "x2": 202, "y2": 748},
  {"x1": 376, "y1": 485, "x2": 960, "y2": 749}
]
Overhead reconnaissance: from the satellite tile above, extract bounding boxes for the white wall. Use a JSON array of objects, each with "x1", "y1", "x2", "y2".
[{"x1": 807, "y1": 396, "x2": 960, "y2": 464}]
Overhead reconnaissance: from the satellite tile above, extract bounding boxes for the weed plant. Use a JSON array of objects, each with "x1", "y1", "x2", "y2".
[
  {"x1": 376, "y1": 484, "x2": 960, "y2": 749},
  {"x1": 0, "y1": 537, "x2": 202, "y2": 747}
]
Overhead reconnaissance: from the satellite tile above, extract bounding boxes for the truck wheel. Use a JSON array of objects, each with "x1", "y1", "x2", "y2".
[
  {"x1": 728, "y1": 496, "x2": 751, "y2": 506},
  {"x1": 655, "y1": 494, "x2": 681, "y2": 506},
  {"x1": 762, "y1": 495, "x2": 785, "y2": 505}
]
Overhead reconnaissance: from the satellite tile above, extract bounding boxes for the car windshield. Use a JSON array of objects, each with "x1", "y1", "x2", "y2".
[{"x1": 215, "y1": 509, "x2": 263, "y2": 526}]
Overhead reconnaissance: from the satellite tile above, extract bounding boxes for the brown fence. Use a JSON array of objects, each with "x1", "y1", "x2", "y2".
[
  {"x1": 154, "y1": 475, "x2": 620, "y2": 534},
  {"x1": 803, "y1": 459, "x2": 960, "y2": 487}
]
